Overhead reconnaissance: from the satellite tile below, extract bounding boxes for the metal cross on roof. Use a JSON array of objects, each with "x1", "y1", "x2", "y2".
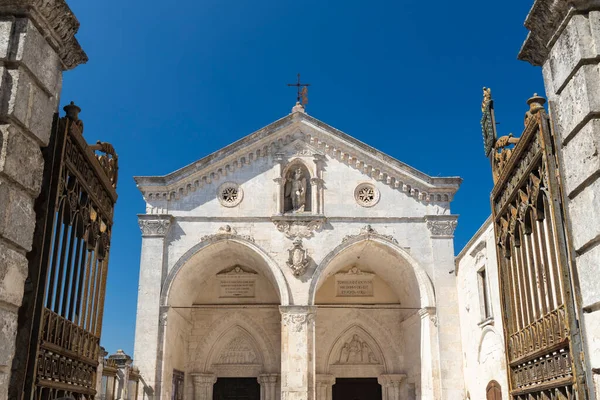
[{"x1": 287, "y1": 73, "x2": 310, "y2": 105}]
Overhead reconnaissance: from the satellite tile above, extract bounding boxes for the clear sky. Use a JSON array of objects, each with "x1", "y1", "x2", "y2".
[{"x1": 60, "y1": 0, "x2": 544, "y2": 357}]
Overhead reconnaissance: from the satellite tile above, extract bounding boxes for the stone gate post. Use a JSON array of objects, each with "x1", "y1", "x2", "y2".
[{"x1": 0, "y1": 0, "x2": 86, "y2": 397}]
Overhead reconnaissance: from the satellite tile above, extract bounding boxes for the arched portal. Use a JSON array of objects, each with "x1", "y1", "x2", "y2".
[
  {"x1": 158, "y1": 238, "x2": 288, "y2": 400},
  {"x1": 311, "y1": 237, "x2": 435, "y2": 400}
]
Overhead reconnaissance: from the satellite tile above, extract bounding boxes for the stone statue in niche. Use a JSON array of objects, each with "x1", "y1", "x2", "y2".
[
  {"x1": 337, "y1": 334, "x2": 379, "y2": 364},
  {"x1": 284, "y1": 166, "x2": 311, "y2": 213}
]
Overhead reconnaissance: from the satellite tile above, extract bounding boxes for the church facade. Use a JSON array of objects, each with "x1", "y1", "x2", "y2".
[{"x1": 133, "y1": 103, "x2": 466, "y2": 400}]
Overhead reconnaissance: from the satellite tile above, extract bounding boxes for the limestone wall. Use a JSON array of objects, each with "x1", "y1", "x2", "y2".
[
  {"x1": 455, "y1": 218, "x2": 508, "y2": 399},
  {"x1": 0, "y1": 1, "x2": 86, "y2": 398},
  {"x1": 520, "y1": 1, "x2": 600, "y2": 395}
]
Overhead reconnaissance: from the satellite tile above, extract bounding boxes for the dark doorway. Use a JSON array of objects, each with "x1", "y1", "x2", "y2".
[
  {"x1": 333, "y1": 378, "x2": 382, "y2": 400},
  {"x1": 213, "y1": 378, "x2": 260, "y2": 400}
]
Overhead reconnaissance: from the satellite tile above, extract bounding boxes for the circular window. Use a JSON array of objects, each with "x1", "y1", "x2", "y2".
[
  {"x1": 218, "y1": 182, "x2": 243, "y2": 207},
  {"x1": 354, "y1": 183, "x2": 379, "y2": 207}
]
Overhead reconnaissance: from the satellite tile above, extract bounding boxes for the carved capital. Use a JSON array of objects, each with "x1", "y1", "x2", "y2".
[
  {"x1": 280, "y1": 306, "x2": 316, "y2": 332},
  {"x1": 377, "y1": 374, "x2": 406, "y2": 388},
  {"x1": 257, "y1": 374, "x2": 279, "y2": 385},
  {"x1": 315, "y1": 374, "x2": 336, "y2": 387},
  {"x1": 191, "y1": 372, "x2": 217, "y2": 386},
  {"x1": 138, "y1": 214, "x2": 173, "y2": 237},
  {"x1": 425, "y1": 215, "x2": 458, "y2": 238},
  {"x1": 418, "y1": 307, "x2": 438, "y2": 327},
  {"x1": 272, "y1": 215, "x2": 325, "y2": 239},
  {"x1": 0, "y1": 0, "x2": 88, "y2": 70}
]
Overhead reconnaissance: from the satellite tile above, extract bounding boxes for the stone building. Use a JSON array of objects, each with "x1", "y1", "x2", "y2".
[{"x1": 133, "y1": 103, "x2": 464, "y2": 400}]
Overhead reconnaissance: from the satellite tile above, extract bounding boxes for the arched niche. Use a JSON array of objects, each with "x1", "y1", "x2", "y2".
[{"x1": 282, "y1": 160, "x2": 312, "y2": 213}]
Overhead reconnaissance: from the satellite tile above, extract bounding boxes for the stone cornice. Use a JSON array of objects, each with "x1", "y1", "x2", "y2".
[
  {"x1": 135, "y1": 113, "x2": 461, "y2": 204},
  {"x1": 425, "y1": 215, "x2": 459, "y2": 238},
  {"x1": 518, "y1": 0, "x2": 600, "y2": 66},
  {"x1": 0, "y1": 0, "x2": 88, "y2": 70},
  {"x1": 138, "y1": 214, "x2": 173, "y2": 237}
]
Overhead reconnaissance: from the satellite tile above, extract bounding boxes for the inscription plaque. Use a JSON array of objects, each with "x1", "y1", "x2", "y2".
[
  {"x1": 335, "y1": 267, "x2": 374, "y2": 297},
  {"x1": 217, "y1": 266, "x2": 257, "y2": 298}
]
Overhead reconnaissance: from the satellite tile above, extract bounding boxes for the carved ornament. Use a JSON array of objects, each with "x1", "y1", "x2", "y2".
[
  {"x1": 200, "y1": 225, "x2": 254, "y2": 243},
  {"x1": 138, "y1": 215, "x2": 172, "y2": 237},
  {"x1": 334, "y1": 334, "x2": 379, "y2": 365},
  {"x1": 342, "y1": 225, "x2": 398, "y2": 244},
  {"x1": 273, "y1": 216, "x2": 325, "y2": 239},
  {"x1": 281, "y1": 312, "x2": 315, "y2": 332},
  {"x1": 286, "y1": 238, "x2": 310, "y2": 277},
  {"x1": 216, "y1": 337, "x2": 258, "y2": 365},
  {"x1": 425, "y1": 217, "x2": 458, "y2": 238}
]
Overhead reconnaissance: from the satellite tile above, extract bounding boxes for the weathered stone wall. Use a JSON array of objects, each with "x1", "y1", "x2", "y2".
[
  {"x1": 0, "y1": 1, "x2": 86, "y2": 398},
  {"x1": 455, "y1": 218, "x2": 508, "y2": 400},
  {"x1": 519, "y1": 1, "x2": 600, "y2": 397}
]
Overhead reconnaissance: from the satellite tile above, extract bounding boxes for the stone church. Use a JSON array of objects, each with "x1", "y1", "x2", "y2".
[{"x1": 133, "y1": 102, "x2": 467, "y2": 400}]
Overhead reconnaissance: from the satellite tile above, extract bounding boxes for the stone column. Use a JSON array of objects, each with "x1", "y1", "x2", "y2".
[
  {"x1": 191, "y1": 373, "x2": 217, "y2": 400},
  {"x1": 418, "y1": 307, "x2": 440, "y2": 400},
  {"x1": 280, "y1": 306, "x2": 316, "y2": 400},
  {"x1": 133, "y1": 214, "x2": 173, "y2": 399},
  {"x1": 377, "y1": 374, "x2": 406, "y2": 400},
  {"x1": 0, "y1": 1, "x2": 86, "y2": 397},
  {"x1": 258, "y1": 373, "x2": 279, "y2": 400},
  {"x1": 519, "y1": 2, "x2": 600, "y2": 396},
  {"x1": 424, "y1": 215, "x2": 464, "y2": 399},
  {"x1": 274, "y1": 153, "x2": 285, "y2": 214},
  {"x1": 315, "y1": 374, "x2": 335, "y2": 400}
]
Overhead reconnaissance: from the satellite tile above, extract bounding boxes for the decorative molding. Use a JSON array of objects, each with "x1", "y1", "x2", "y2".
[
  {"x1": 138, "y1": 214, "x2": 173, "y2": 237},
  {"x1": 0, "y1": 0, "x2": 88, "y2": 70},
  {"x1": 272, "y1": 215, "x2": 325, "y2": 239},
  {"x1": 354, "y1": 182, "x2": 380, "y2": 207},
  {"x1": 200, "y1": 225, "x2": 255, "y2": 243},
  {"x1": 286, "y1": 238, "x2": 310, "y2": 277},
  {"x1": 342, "y1": 224, "x2": 398, "y2": 244},
  {"x1": 418, "y1": 307, "x2": 438, "y2": 327},
  {"x1": 425, "y1": 215, "x2": 458, "y2": 238},
  {"x1": 217, "y1": 181, "x2": 243, "y2": 207},
  {"x1": 136, "y1": 116, "x2": 460, "y2": 205}
]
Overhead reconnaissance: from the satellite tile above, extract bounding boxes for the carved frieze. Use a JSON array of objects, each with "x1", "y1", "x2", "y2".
[
  {"x1": 341, "y1": 225, "x2": 398, "y2": 244},
  {"x1": 200, "y1": 225, "x2": 255, "y2": 243},
  {"x1": 216, "y1": 337, "x2": 258, "y2": 365},
  {"x1": 425, "y1": 216, "x2": 458, "y2": 238},
  {"x1": 138, "y1": 215, "x2": 172, "y2": 237}
]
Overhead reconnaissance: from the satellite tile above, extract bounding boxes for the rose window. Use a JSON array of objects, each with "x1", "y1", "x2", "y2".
[
  {"x1": 217, "y1": 182, "x2": 243, "y2": 207},
  {"x1": 354, "y1": 183, "x2": 379, "y2": 207}
]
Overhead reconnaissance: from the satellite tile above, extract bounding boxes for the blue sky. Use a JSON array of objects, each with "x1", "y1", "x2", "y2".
[{"x1": 60, "y1": 0, "x2": 544, "y2": 357}]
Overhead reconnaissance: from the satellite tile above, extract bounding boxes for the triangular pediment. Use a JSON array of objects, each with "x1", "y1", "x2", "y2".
[{"x1": 135, "y1": 111, "x2": 461, "y2": 203}]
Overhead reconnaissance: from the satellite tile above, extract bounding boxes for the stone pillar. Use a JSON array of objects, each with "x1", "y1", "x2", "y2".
[
  {"x1": 519, "y1": 2, "x2": 600, "y2": 396},
  {"x1": 258, "y1": 373, "x2": 279, "y2": 400},
  {"x1": 418, "y1": 307, "x2": 440, "y2": 400},
  {"x1": 274, "y1": 153, "x2": 285, "y2": 214},
  {"x1": 191, "y1": 373, "x2": 217, "y2": 400},
  {"x1": 133, "y1": 214, "x2": 173, "y2": 399},
  {"x1": 0, "y1": 1, "x2": 86, "y2": 397},
  {"x1": 377, "y1": 374, "x2": 406, "y2": 400},
  {"x1": 280, "y1": 306, "x2": 316, "y2": 400},
  {"x1": 315, "y1": 374, "x2": 335, "y2": 400},
  {"x1": 424, "y1": 215, "x2": 464, "y2": 399}
]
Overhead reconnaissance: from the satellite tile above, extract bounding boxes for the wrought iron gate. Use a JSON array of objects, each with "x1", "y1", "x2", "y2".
[
  {"x1": 9, "y1": 103, "x2": 118, "y2": 400},
  {"x1": 482, "y1": 90, "x2": 587, "y2": 399}
]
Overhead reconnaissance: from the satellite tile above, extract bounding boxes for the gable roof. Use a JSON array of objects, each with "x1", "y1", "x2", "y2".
[{"x1": 135, "y1": 109, "x2": 462, "y2": 203}]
